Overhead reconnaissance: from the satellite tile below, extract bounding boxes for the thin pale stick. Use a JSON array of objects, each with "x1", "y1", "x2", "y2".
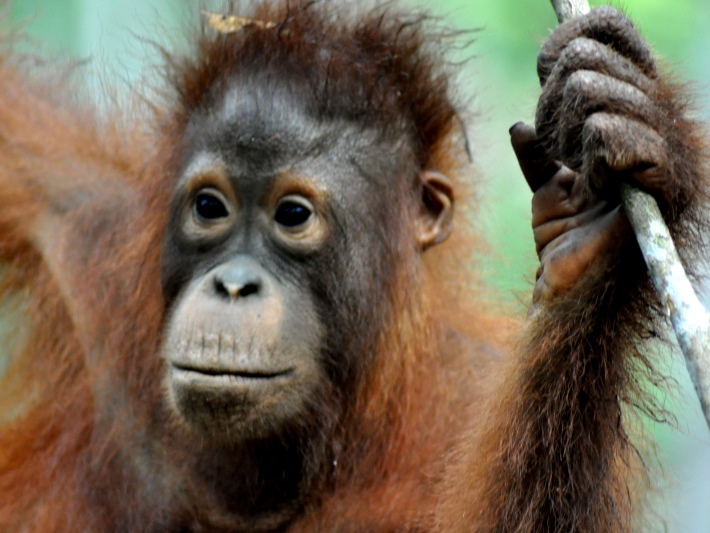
[
  {"x1": 550, "y1": 0, "x2": 590, "y2": 21},
  {"x1": 549, "y1": 0, "x2": 710, "y2": 428}
]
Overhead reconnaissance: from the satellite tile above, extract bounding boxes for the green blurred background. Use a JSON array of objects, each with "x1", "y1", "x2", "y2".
[{"x1": 6, "y1": 0, "x2": 710, "y2": 530}]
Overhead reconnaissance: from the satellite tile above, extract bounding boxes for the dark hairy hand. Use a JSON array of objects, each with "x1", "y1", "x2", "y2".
[{"x1": 512, "y1": 6, "x2": 703, "y2": 302}]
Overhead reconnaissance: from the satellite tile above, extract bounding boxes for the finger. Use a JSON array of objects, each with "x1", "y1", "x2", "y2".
[
  {"x1": 533, "y1": 202, "x2": 608, "y2": 254},
  {"x1": 538, "y1": 6, "x2": 657, "y2": 86},
  {"x1": 549, "y1": 37, "x2": 653, "y2": 95},
  {"x1": 536, "y1": 37, "x2": 654, "y2": 144},
  {"x1": 581, "y1": 113, "x2": 669, "y2": 195},
  {"x1": 510, "y1": 122, "x2": 560, "y2": 192},
  {"x1": 545, "y1": 70, "x2": 658, "y2": 168},
  {"x1": 531, "y1": 165, "x2": 584, "y2": 228}
]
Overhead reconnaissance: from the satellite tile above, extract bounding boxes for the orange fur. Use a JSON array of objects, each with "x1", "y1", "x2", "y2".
[{"x1": 0, "y1": 1, "x2": 701, "y2": 531}]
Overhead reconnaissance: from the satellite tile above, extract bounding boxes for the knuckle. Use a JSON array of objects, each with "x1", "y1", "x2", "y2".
[
  {"x1": 593, "y1": 6, "x2": 633, "y2": 33},
  {"x1": 583, "y1": 113, "x2": 615, "y2": 135},
  {"x1": 564, "y1": 70, "x2": 598, "y2": 99},
  {"x1": 561, "y1": 38, "x2": 600, "y2": 63}
]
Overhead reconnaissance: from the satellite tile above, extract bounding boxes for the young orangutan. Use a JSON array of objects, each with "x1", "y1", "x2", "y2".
[{"x1": 0, "y1": 3, "x2": 705, "y2": 531}]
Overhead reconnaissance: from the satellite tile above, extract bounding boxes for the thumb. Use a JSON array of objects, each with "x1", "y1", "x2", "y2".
[{"x1": 510, "y1": 122, "x2": 560, "y2": 193}]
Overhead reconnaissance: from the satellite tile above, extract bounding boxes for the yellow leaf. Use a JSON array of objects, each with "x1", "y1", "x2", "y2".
[{"x1": 201, "y1": 11, "x2": 276, "y2": 34}]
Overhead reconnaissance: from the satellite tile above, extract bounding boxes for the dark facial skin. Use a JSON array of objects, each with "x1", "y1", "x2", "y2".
[{"x1": 160, "y1": 73, "x2": 454, "y2": 442}]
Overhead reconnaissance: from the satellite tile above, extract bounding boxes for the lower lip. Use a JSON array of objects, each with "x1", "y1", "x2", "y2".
[{"x1": 170, "y1": 365, "x2": 294, "y2": 388}]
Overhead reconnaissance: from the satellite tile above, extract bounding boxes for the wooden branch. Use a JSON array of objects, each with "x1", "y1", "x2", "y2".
[
  {"x1": 548, "y1": 0, "x2": 710, "y2": 428},
  {"x1": 550, "y1": 0, "x2": 590, "y2": 21},
  {"x1": 621, "y1": 184, "x2": 710, "y2": 424}
]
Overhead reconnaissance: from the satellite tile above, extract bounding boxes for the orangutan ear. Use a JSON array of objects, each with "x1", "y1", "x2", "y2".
[{"x1": 417, "y1": 170, "x2": 454, "y2": 250}]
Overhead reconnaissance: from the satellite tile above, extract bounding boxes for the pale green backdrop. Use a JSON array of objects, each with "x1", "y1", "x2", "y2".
[{"x1": 6, "y1": 0, "x2": 710, "y2": 530}]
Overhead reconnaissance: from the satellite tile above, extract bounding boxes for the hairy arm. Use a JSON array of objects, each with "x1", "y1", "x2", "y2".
[
  {"x1": 0, "y1": 57, "x2": 156, "y2": 353},
  {"x1": 439, "y1": 7, "x2": 708, "y2": 532}
]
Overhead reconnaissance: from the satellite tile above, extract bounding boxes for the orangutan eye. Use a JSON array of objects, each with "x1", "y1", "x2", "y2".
[
  {"x1": 194, "y1": 190, "x2": 230, "y2": 221},
  {"x1": 274, "y1": 198, "x2": 313, "y2": 228}
]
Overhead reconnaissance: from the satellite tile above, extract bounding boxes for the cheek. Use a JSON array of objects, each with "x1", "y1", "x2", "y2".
[{"x1": 161, "y1": 242, "x2": 200, "y2": 305}]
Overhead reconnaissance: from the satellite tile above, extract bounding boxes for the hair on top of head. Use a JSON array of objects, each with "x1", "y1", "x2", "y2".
[{"x1": 166, "y1": 0, "x2": 463, "y2": 171}]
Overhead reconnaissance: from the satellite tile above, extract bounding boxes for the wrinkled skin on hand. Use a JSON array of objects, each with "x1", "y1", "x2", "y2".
[
  {"x1": 511, "y1": 6, "x2": 699, "y2": 304},
  {"x1": 511, "y1": 123, "x2": 631, "y2": 302}
]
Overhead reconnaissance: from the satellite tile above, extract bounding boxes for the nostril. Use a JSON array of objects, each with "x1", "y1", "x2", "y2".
[
  {"x1": 214, "y1": 277, "x2": 261, "y2": 300},
  {"x1": 238, "y1": 283, "x2": 259, "y2": 298}
]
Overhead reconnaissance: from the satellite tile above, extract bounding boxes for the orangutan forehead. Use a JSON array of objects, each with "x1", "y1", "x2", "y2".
[{"x1": 181, "y1": 78, "x2": 408, "y2": 181}]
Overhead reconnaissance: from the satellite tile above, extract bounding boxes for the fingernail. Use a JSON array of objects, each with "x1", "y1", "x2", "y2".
[{"x1": 509, "y1": 121, "x2": 523, "y2": 134}]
